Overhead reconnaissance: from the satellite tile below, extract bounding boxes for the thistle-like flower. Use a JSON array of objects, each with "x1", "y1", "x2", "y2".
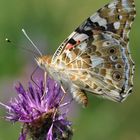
[{"x1": 0, "y1": 78, "x2": 73, "y2": 140}]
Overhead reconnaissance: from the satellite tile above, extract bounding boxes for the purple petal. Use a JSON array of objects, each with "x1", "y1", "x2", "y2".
[
  {"x1": 46, "y1": 124, "x2": 53, "y2": 140},
  {"x1": 1, "y1": 77, "x2": 73, "y2": 140},
  {"x1": 18, "y1": 129, "x2": 27, "y2": 140}
]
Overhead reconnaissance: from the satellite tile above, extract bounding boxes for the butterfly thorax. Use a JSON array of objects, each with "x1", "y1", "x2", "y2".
[
  {"x1": 36, "y1": 55, "x2": 52, "y2": 72},
  {"x1": 36, "y1": 55, "x2": 70, "y2": 84}
]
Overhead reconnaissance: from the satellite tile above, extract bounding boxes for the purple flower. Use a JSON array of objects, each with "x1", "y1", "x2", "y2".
[{"x1": 0, "y1": 78, "x2": 73, "y2": 140}]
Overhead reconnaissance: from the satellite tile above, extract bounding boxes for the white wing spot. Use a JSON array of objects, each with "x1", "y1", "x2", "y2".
[
  {"x1": 77, "y1": 42, "x2": 87, "y2": 51},
  {"x1": 114, "y1": 22, "x2": 120, "y2": 29},
  {"x1": 119, "y1": 15, "x2": 123, "y2": 20},
  {"x1": 108, "y1": 1, "x2": 118, "y2": 9},
  {"x1": 91, "y1": 56, "x2": 104, "y2": 68},
  {"x1": 108, "y1": 3, "x2": 115, "y2": 9},
  {"x1": 122, "y1": 0, "x2": 132, "y2": 12},
  {"x1": 90, "y1": 13, "x2": 107, "y2": 28},
  {"x1": 118, "y1": 9, "x2": 121, "y2": 12},
  {"x1": 73, "y1": 33, "x2": 88, "y2": 42}
]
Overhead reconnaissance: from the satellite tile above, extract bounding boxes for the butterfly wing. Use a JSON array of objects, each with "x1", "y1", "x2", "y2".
[
  {"x1": 52, "y1": 0, "x2": 136, "y2": 63},
  {"x1": 52, "y1": 0, "x2": 136, "y2": 102}
]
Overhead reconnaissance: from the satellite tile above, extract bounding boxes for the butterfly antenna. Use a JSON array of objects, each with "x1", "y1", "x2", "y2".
[
  {"x1": 22, "y1": 29, "x2": 42, "y2": 56},
  {"x1": 5, "y1": 38, "x2": 40, "y2": 57}
]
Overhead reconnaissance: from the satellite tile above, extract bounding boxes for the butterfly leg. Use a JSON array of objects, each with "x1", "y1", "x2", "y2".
[
  {"x1": 44, "y1": 71, "x2": 47, "y2": 94},
  {"x1": 59, "y1": 98, "x2": 73, "y2": 108},
  {"x1": 71, "y1": 85, "x2": 88, "y2": 107},
  {"x1": 30, "y1": 66, "x2": 40, "y2": 88},
  {"x1": 58, "y1": 85, "x2": 68, "y2": 106},
  {"x1": 41, "y1": 71, "x2": 48, "y2": 100},
  {"x1": 50, "y1": 86, "x2": 70, "y2": 129}
]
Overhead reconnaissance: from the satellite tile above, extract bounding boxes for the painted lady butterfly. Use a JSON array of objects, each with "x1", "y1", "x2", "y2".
[{"x1": 36, "y1": 0, "x2": 136, "y2": 106}]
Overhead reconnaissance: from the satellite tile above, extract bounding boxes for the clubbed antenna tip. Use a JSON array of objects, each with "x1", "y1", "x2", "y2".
[{"x1": 22, "y1": 28, "x2": 42, "y2": 56}]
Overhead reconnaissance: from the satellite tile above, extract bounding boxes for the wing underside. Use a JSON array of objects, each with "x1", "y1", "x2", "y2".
[
  {"x1": 52, "y1": 0, "x2": 136, "y2": 63},
  {"x1": 51, "y1": 0, "x2": 136, "y2": 102},
  {"x1": 56, "y1": 32, "x2": 134, "y2": 102}
]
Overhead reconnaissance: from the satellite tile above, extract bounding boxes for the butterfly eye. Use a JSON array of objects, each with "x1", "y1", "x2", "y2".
[
  {"x1": 112, "y1": 71, "x2": 122, "y2": 81},
  {"x1": 39, "y1": 61, "x2": 43, "y2": 67}
]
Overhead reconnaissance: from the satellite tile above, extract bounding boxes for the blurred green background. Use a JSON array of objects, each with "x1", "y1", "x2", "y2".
[{"x1": 0, "y1": 0, "x2": 140, "y2": 140}]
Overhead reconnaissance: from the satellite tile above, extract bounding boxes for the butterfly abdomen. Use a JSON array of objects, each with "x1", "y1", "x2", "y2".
[{"x1": 71, "y1": 86, "x2": 88, "y2": 107}]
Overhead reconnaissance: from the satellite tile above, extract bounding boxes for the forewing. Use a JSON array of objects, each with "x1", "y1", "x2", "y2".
[
  {"x1": 52, "y1": 0, "x2": 136, "y2": 63},
  {"x1": 51, "y1": 0, "x2": 136, "y2": 102},
  {"x1": 84, "y1": 0, "x2": 136, "y2": 42}
]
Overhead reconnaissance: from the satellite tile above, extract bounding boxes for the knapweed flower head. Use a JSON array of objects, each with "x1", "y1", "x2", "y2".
[{"x1": 0, "y1": 78, "x2": 73, "y2": 140}]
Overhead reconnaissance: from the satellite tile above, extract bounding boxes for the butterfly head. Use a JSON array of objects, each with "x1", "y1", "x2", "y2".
[{"x1": 36, "y1": 55, "x2": 52, "y2": 71}]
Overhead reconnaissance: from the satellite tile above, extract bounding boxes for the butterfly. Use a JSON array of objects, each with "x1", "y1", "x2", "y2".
[{"x1": 36, "y1": 0, "x2": 136, "y2": 107}]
